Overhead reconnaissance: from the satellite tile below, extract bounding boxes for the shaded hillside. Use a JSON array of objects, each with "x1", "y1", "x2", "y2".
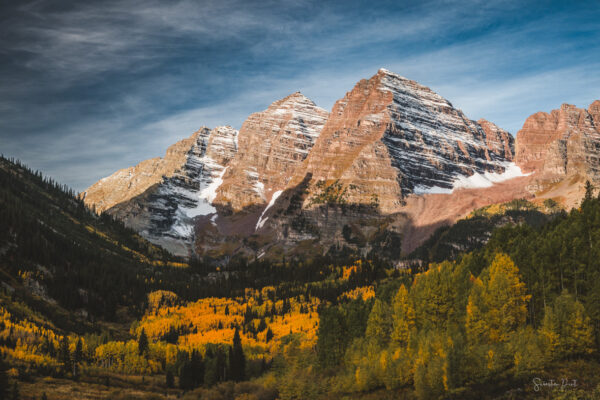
[
  {"x1": 409, "y1": 198, "x2": 554, "y2": 264},
  {"x1": 0, "y1": 156, "x2": 189, "y2": 326}
]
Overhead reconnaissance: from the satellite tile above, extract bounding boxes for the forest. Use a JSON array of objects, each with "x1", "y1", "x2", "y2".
[{"x1": 2, "y1": 156, "x2": 600, "y2": 399}]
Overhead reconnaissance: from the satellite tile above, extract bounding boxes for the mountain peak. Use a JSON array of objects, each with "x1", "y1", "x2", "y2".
[
  {"x1": 269, "y1": 91, "x2": 322, "y2": 111},
  {"x1": 212, "y1": 89, "x2": 329, "y2": 212}
]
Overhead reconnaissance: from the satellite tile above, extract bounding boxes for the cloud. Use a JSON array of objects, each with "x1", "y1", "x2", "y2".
[{"x1": 1, "y1": 0, "x2": 599, "y2": 191}]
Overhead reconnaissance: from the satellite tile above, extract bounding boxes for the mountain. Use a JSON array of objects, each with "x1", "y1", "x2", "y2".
[
  {"x1": 285, "y1": 69, "x2": 515, "y2": 210},
  {"x1": 83, "y1": 68, "x2": 600, "y2": 262},
  {"x1": 515, "y1": 101, "x2": 600, "y2": 205},
  {"x1": 214, "y1": 92, "x2": 329, "y2": 213},
  {"x1": 83, "y1": 126, "x2": 238, "y2": 256},
  {"x1": 236, "y1": 69, "x2": 519, "y2": 257}
]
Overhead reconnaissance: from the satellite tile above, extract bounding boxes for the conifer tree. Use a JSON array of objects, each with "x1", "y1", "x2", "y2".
[
  {"x1": 0, "y1": 357, "x2": 8, "y2": 400},
  {"x1": 540, "y1": 290, "x2": 595, "y2": 360},
  {"x1": 166, "y1": 370, "x2": 174, "y2": 388},
  {"x1": 365, "y1": 299, "x2": 392, "y2": 348},
  {"x1": 10, "y1": 382, "x2": 18, "y2": 400},
  {"x1": 73, "y1": 338, "x2": 83, "y2": 376},
  {"x1": 317, "y1": 306, "x2": 346, "y2": 368},
  {"x1": 58, "y1": 336, "x2": 70, "y2": 373},
  {"x1": 138, "y1": 328, "x2": 149, "y2": 356},
  {"x1": 230, "y1": 328, "x2": 246, "y2": 381}
]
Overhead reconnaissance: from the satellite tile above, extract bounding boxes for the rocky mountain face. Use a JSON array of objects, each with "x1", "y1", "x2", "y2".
[
  {"x1": 515, "y1": 101, "x2": 600, "y2": 188},
  {"x1": 83, "y1": 126, "x2": 238, "y2": 256},
  {"x1": 214, "y1": 92, "x2": 329, "y2": 213},
  {"x1": 281, "y1": 69, "x2": 515, "y2": 214},
  {"x1": 245, "y1": 69, "x2": 519, "y2": 257},
  {"x1": 83, "y1": 66, "x2": 600, "y2": 261}
]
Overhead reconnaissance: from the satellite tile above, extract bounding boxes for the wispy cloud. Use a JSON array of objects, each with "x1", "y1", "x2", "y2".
[{"x1": 1, "y1": 0, "x2": 599, "y2": 190}]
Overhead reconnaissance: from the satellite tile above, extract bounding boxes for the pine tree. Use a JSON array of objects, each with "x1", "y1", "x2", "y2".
[
  {"x1": 230, "y1": 328, "x2": 246, "y2": 381},
  {"x1": 540, "y1": 290, "x2": 595, "y2": 360},
  {"x1": 10, "y1": 382, "x2": 18, "y2": 400},
  {"x1": 365, "y1": 299, "x2": 392, "y2": 348},
  {"x1": 0, "y1": 356, "x2": 9, "y2": 400},
  {"x1": 266, "y1": 327, "x2": 274, "y2": 343},
  {"x1": 138, "y1": 328, "x2": 149, "y2": 356},
  {"x1": 166, "y1": 370, "x2": 174, "y2": 388},
  {"x1": 317, "y1": 306, "x2": 346, "y2": 368},
  {"x1": 73, "y1": 338, "x2": 83, "y2": 376},
  {"x1": 179, "y1": 360, "x2": 194, "y2": 390},
  {"x1": 584, "y1": 180, "x2": 594, "y2": 203},
  {"x1": 58, "y1": 336, "x2": 70, "y2": 373},
  {"x1": 190, "y1": 350, "x2": 204, "y2": 387}
]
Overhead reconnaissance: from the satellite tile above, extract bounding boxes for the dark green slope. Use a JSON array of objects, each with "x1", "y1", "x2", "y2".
[{"x1": 0, "y1": 156, "x2": 189, "y2": 331}]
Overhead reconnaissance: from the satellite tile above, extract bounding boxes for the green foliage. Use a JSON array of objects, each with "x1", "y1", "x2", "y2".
[
  {"x1": 230, "y1": 328, "x2": 246, "y2": 381},
  {"x1": 391, "y1": 285, "x2": 415, "y2": 347},
  {"x1": 466, "y1": 253, "x2": 530, "y2": 344},
  {"x1": 309, "y1": 180, "x2": 349, "y2": 206},
  {"x1": 317, "y1": 299, "x2": 371, "y2": 369},
  {"x1": 540, "y1": 290, "x2": 595, "y2": 360},
  {"x1": 411, "y1": 261, "x2": 471, "y2": 332},
  {"x1": 0, "y1": 356, "x2": 9, "y2": 400},
  {"x1": 365, "y1": 300, "x2": 392, "y2": 349},
  {"x1": 137, "y1": 328, "x2": 149, "y2": 356}
]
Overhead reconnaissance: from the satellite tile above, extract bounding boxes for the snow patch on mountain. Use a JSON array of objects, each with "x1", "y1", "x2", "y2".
[
  {"x1": 413, "y1": 162, "x2": 530, "y2": 195},
  {"x1": 255, "y1": 190, "x2": 283, "y2": 231}
]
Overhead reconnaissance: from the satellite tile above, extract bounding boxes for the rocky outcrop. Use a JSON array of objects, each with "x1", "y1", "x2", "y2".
[
  {"x1": 84, "y1": 126, "x2": 238, "y2": 256},
  {"x1": 515, "y1": 101, "x2": 600, "y2": 186},
  {"x1": 83, "y1": 130, "x2": 207, "y2": 214},
  {"x1": 478, "y1": 119, "x2": 514, "y2": 161},
  {"x1": 286, "y1": 69, "x2": 516, "y2": 214},
  {"x1": 214, "y1": 92, "x2": 328, "y2": 212}
]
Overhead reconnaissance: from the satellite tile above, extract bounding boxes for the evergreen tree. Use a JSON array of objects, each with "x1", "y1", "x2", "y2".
[
  {"x1": 178, "y1": 356, "x2": 194, "y2": 390},
  {"x1": 230, "y1": 328, "x2": 246, "y2": 381},
  {"x1": 365, "y1": 299, "x2": 392, "y2": 348},
  {"x1": 203, "y1": 355, "x2": 218, "y2": 387},
  {"x1": 584, "y1": 180, "x2": 595, "y2": 203},
  {"x1": 73, "y1": 338, "x2": 83, "y2": 376},
  {"x1": 317, "y1": 306, "x2": 346, "y2": 368},
  {"x1": 540, "y1": 290, "x2": 595, "y2": 360},
  {"x1": 138, "y1": 328, "x2": 149, "y2": 356},
  {"x1": 190, "y1": 350, "x2": 204, "y2": 387},
  {"x1": 165, "y1": 370, "x2": 174, "y2": 388},
  {"x1": 58, "y1": 336, "x2": 70, "y2": 373},
  {"x1": 0, "y1": 357, "x2": 9, "y2": 400},
  {"x1": 10, "y1": 382, "x2": 18, "y2": 400}
]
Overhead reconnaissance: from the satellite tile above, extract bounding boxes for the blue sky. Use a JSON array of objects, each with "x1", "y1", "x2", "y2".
[{"x1": 1, "y1": 0, "x2": 599, "y2": 191}]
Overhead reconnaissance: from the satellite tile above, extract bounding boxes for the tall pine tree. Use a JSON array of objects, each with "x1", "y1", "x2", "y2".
[{"x1": 230, "y1": 328, "x2": 246, "y2": 381}]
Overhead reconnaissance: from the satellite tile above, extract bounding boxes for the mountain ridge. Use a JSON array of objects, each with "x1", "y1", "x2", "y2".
[{"x1": 82, "y1": 69, "x2": 600, "y2": 260}]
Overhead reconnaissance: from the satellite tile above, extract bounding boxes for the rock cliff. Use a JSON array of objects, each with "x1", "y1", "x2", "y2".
[
  {"x1": 515, "y1": 101, "x2": 600, "y2": 187},
  {"x1": 214, "y1": 92, "x2": 328, "y2": 213},
  {"x1": 84, "y1": 126, "x2": 238, "y2": 256}
]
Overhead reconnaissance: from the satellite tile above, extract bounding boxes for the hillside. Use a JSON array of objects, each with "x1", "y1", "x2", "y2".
[{"x1": 0, "y1": 156, "x2": 188, "y2": 324}]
